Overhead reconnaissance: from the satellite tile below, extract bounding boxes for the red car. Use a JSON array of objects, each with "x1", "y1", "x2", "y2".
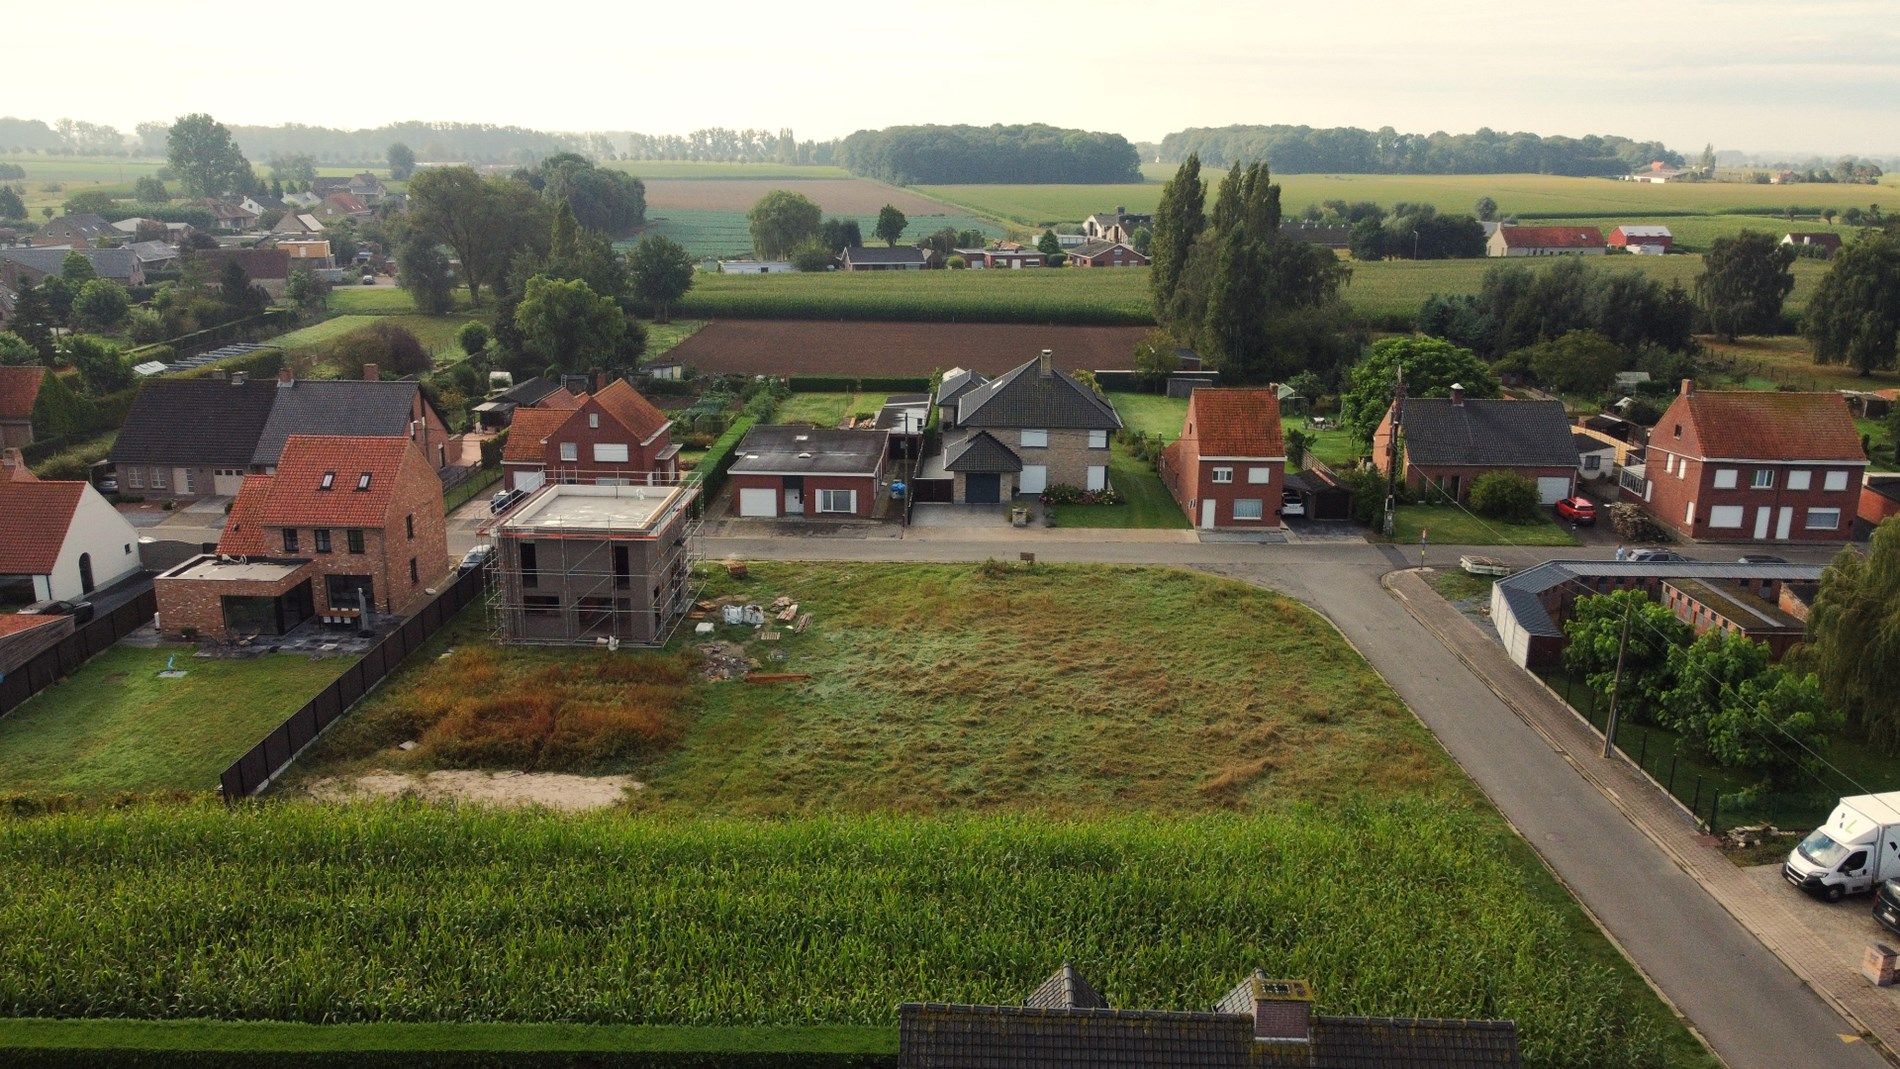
[{"x1": 1555, "y1": 496, "x2": 1597, "y2": 525}]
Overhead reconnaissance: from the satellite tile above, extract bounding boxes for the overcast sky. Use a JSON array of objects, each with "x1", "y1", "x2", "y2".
[{"x1": 14, "y1": 0, "x2": 1899, "y2": 157}]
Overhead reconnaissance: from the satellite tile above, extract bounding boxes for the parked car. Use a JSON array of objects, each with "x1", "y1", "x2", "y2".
[
  {"x1": 1626, "y1": 548, "x2": 1689, "y2": 563},
  {"x1": 458, "y1": 545, "x2": 494, "y2": 572},
  {"x1": 1738, "y1": 554, "x2": 1789, "y2": 564},
  {"x1": 489, "y1": 487, "x2": 525, "y2": 515},
  {"x1": 361, "y1": 274, "x2": 375, "y2": 285},
  {"x1": 1554, "y1": 496, "x2": 1596, "y2": 525},
  {"x1": 1878, "y1": 880, "x2": 1900, "y2": 936},
  {"x1": 1280, "y1": 490, "x2": 1306, "y2": 518},
  {"x1": 89, "y1": 460, "x2": 117, "y2": 494}
]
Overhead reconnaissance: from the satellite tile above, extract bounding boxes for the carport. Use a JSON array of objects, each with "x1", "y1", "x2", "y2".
[{"x1": 1285, "y1": 469, "x2": 1353, "y2": 521}]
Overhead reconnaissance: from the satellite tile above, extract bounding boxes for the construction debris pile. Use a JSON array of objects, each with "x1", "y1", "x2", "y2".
[{"x1": 687, "y1": 587, "x2": 813, "y2": 683}]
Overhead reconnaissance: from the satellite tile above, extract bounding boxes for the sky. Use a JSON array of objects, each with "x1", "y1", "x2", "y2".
[{"x1": 13, "y1": 0, "x2": 1900, "y2": 157}]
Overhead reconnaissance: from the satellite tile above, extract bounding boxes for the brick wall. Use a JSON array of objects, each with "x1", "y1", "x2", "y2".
[
  {"x1": 155, "y1": 568, "x2": 313, "y2": 641},
  {"x1": 1169, "y1": 455, "x2": 1283, "y2": 528},
  {"x1": 991, "y1": 427, "x2": 1111, "y2": 493},
  {"x1": 1637, "y1": 451, "x2": 1862, "y2": 542},
  {"x1": 727, "y1": 472, "x2": 881, "y2": 518}
]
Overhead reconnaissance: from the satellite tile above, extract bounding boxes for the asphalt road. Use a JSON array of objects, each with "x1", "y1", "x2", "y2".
[{"x1": 701, "y1": 533, "x2": 1881, "y2": 1069}]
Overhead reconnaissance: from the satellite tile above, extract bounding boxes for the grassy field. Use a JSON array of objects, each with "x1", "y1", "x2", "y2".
[
  {"x1": 0, "y1": 645, "x2": 352, "y2": 795},
  {"x1": 1047, "y1": 442, "x2": 1189, "y2": 529},
  {"x1": 676, "y1": 267, "x2": 1152, "y2": 324},
  {"x1": 644, "y1": 318, "x2": 707, "y2": 360},
  {"x1": 1382, "y1": 505, "x2": 1580, "y2": 547},
  {"x1": 629, "y1": 209, "x2": 1001, "y2": 261},
  {"x1": 1343, "y1": 254, "x2": 1830, "y2": 321},
  {"x1": 601, "y1": 160, "x2": 852, "y2": 180},
  {"x1": 770, "y1": 391, "x2": 890, "y2": 427},
  {"x1": 267, "y1": 312, "x2": 484, "y2": 376},
  {"x1": 1105, "y1": 391, "x2": 1185, "y2": 439},
  {"x1": 327, "y1": 286, "x2": 475, "y2": 315}
]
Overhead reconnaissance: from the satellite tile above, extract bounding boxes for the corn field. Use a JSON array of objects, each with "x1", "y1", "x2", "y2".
[{"x1": 0, "y1": 799, "x2": 1666, "y2": 1066}]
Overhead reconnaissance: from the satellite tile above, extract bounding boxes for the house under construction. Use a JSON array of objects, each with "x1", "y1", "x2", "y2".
[{"x1": 487, "y1": 481, "x2": 700, "y2": 647}]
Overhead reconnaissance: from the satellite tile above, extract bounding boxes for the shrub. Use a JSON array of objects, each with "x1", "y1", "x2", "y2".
[
  {"x1": 457, "y1": 321, "x2": 491, "y2": 358},
  {"x1": 331, "y1": 321, "x2": 432, "y2": 378},
  {"x1": 1467, "y1": 471, "x2": 1539, "y2": 521},
  {"x1": 480, "y1": 430, "x2": 510, "y2": 469},
  {"x1": 125, "y1": 308, "x2": 167, "y2": 344}
]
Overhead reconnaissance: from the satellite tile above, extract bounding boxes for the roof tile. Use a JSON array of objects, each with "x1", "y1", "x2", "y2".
[
  {"x1": 502, "y1": 407, "x2": 578, "y2": 463},
  {"x1": 216, "y1": 475, "x2": 275, "y2": 555},
  {"x1": 1183, "y1": 388, "x2": 1284, "y2": 457},
  {"x1": 0, "y1": 479, "x2": 85, "y2": 574},
  {"x1": 255, "y1": 436, "x2": 426, "y2": 527},
  {"x1": 1675, "y1": 390, "x2": 1865, "y2": 461},
  {"x1": 0, "y1": 366, "x2": 44, "y2": 421}
]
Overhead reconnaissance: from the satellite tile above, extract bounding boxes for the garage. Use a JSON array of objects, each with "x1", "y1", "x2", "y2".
[
  {"x1": 737, "y1": 488, "x2": 778, "y2": 517},
  {"x1": 513, "y1": 469, "x2": 546, "y2": 493},
  {"x1": 1536, "y1": 476, "x2": 1573, "y2": 504},
  {"x1": 965, "y1": 474, "x2": 1002, "y2": 504}
]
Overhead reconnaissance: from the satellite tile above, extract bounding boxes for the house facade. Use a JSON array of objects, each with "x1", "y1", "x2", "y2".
[
  {"x1": 1371, "y1": 388, "x2": 1579, "y2": 504},
  {"x1": 0, "y1": 473, "x2": 142, "y2": 606},
  {"x1": 31, "y1": 214, "x2": 116, "y2": 248},
  {"x1": 1160, "y1": 388, "x2": 1286, "y2": 529},
  {"x1": 1608, "y1": 225, "x2": 1674, "y2": 252},
  {"x1": 1620, "y1": 381, "x2": 1866, "y2": 543},
  {"x1": 498, "y1": 379, "x2": 677, "y2": 492},
  {"x1": 1067, "y1": 240, "x2": 1149, "y2": 267},
  {"x1": 917, "y1": 350, "x2": 1121, "y2": 504},
  {"x1": 1082, "y1": 208, "x2": 1152, "y2": 243},
  {"x1": 0, "y1": 366, "x2": 43, "y2": 448},
  {"x1": 1487, "y1": 226, "x2": 1607, "y2": 257},
  {"x1": 727, "y1": 426, "x2": 887, "y2": 519}
]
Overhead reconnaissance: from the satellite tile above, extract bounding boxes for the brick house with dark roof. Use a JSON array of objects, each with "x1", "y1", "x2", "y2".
[
  {"x1": 1620, "y1": 380, "x2": 1866, "y2": 543},
  {"x1": 921, "y1": 349, "x2": 1121, "y2": 503},
  {"x1": 0, "y1": 366, "x2": 44, "y2": 448},
  {"x1": 251, "y1": 372, "x2": 450, "y2": 471},
  {"x1": 1, "y1": 247, "x2": 144, "y2": 287},
  {"x1": 727, "y1": 425, "x2": 888, "y2": 519},
  {"x1": 1372, "y1": 387, "x2": 1579, "y2": 505},
  {"x1": 497, "y1": 379, "x2": 677, "y2": 492},
  {"x1": 31, "y1": 213, "x2": 118, "y2": 248},
  {"x1": 839, "y1": 246, "x2": 930, "y2": 271},
  {"x1": 898, "y1": 965, "x2": 1520, "y2": 1068},
  {"x1": 1067, "y1": 240, "x2": 1150, "y2": 267},
  {"x1": 1161, "y1": 388, "x2": 1286, "y2": 529},
  {"x1": 157, "y1": 435, "x2": 449, "y2": 641}
]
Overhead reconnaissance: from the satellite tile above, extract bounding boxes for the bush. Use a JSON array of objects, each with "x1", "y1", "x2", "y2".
[
  {"x1": 480, "y1": 430, "x2": 510, "y2": 470},
  {"x1": 331, "y1": 322, "x2": 432, "y2": 378},
  {"x1": 458, "y1": 321, "x2": 491, "y2": 358},
  {"x1": 125, "y1": 308, "x2": 167, "y2": 344},
  {"x1": 1467, "y1": 471, "x2": 1539, "y2": 521},
  {"x1": 1042, "y1": 483, "x2": 1122, "y2": 506},
  {"x1": 694, "y1": 414, "x2": 758, "y2": 498}
]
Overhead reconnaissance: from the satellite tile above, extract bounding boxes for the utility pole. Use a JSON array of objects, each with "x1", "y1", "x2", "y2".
[
  {"x1": 1382, "y1": 363, "x2": 1404, "y2": 536},
  {"x1": 1602, "y1": 599, "x2": 1633, "y2": 759}
]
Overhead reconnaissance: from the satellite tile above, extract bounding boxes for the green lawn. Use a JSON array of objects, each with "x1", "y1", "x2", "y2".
[
  {"x1": 1106, "y1": 391, "x2": 1186, "y2": 440},
  {"x1": 265, "y1": 312, "x2": 487, "y2": 376},
  {"x1": 770, "y1": 391, "x2": 890, "y2": 427},
  {"x1": 676, "y1": 267, "x2": 1151, "y2": 325},
  {"x1": 1046, "y1": 441, "x2": 1188, "y2": 529},
  {"x1": 1381, "y1": 505, "x2": 1580, "y2": 547},
  {"x1": 1283, "y1": 417, "x2": 1363, "y2": 470},
  {"x1": 645, "y1": 319, "x2": 707, "y2": 360},
  {"x1": 327, "y1": 286, "x2": 477, "y2": 315},
  {"x1": 0, "y1": 645, "x2": 353, "y2": 794}
]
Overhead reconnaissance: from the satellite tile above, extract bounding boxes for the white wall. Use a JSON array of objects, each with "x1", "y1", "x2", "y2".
[{"x1": 45, "y1": 485, "x2": 141, "y2": 601}]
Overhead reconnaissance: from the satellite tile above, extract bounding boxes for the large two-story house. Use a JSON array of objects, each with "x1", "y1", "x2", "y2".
[
  {"x1": 918, "y1": 350, "x2": 1121, "y2": 504},
  {"x1": 1622, "y1": 381, "x2": 1866, "y2": 543},
  {"x1": 499, "y1": 378, "x2": 678, "y2": 492}
]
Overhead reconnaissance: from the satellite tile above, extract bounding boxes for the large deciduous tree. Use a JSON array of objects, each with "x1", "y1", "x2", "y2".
[
  {"x1": 1805, "y1": 519, "x2": 1900, "y2": 749},
  {"x1": 513, "y1": 275, "x2": 627, "y2": 374},
  {"x1": 396, "y1": 233, "x2": 454, "y2": 314},
  {"x1": 874, "y1": 204, "x2": 907, "y2": 247},
  {"x1": 1562, "y1": 589, "x2": 1691, "y2": 727},
  {"x1": 65, "y1": 335, "x2": 132, "y2": 394},
  {"x1": 166, "y1": 113, "x2": 255, "y2": 197},
  {"x1": 1660, "y1": 631, "x2": 1837, "y2": 781},
  {"x1": 1804, "y1": 232, "x2": 1900, "y2": 376},
  {"x1": 74, "y1": 279, "x2": 130, "y2": 331},
  {"x1": 626, "y1": 234, "x2": 696, "y2": 323},
  {"x1": 1695, "y1": 230, "x2": 1796, "y2": 341},
  {"x1": 1338, "y1": 336, "x2": 1498, "y2": 441},
  {"x1": 407, "y1": 167, "x2": 551, "y2": 303},
  {"x1": 747, "y1": 190, "x2": 822, "y2": 260},
  {"x1": 387, "y1": 142, "x2": 416, "y2": 181},
  {"x1": 534, "y1": 153, "x2": 645, "y2": 235}
]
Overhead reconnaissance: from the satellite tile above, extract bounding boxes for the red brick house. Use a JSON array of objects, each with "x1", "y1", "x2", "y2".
[
  {"x1": 1372, "y1": 388, "x2": 1579, "y2": 505},
  {"x1": 1160, "y1": 388, "x2": 1285, "y2": 529},
  {"x1": 1859, "y1": 474, "x2": 1900, "y2": 534},
  {"x1": 1622, "y1": 381, "x2": 1868, "y2": 543},
  {"x1": 0, "y1": 366, "x2": 43, "y2": 449},
  {"x1": 498, "y1": 379, "x2": 678, "y2": 492},
  {"x1": 1486, "y1": 225, "x2": 1607, "y2": 257},
  {"x1": 158, "y1": 435, "x2": 451, "y2": 640},
  {"x1": 1607, "y1": 225, "x2": 1673, "y2": 252},
  {"x1": 727, "y1": 426, "x2": 888, "y2": 519},
  {"x1": 1067, "y1": 241, "x2": 1149, "y2": 268}
]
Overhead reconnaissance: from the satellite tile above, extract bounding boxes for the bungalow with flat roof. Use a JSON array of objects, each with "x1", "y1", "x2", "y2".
[
  {"x1": 839, "y1": 246, "x2": 930, "y2": 271},
  {"x1": 727, "y1": 425, "x2": 888, "y2": 519}
]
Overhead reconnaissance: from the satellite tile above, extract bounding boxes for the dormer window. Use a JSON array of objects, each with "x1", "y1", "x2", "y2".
[
  {"x1": 318, "y1": 471, "x2": 335, "y2": 490},
  {"x1": 355, "y1": 472, "x2": 372, "y2": 491}
]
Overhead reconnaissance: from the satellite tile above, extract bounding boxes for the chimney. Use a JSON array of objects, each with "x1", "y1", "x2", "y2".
[
  {"x1": 593, "y1": 368, "x2": 607, "y2": 393},
  {"x1": 1217, "y1": 973, "x2": 1312, "y2": 1046},
  {"x1": 1449, "y1": 382, "x2": 1464, "y2": 406},
  {"x1": 1680, "y1": 377, "x2": 1695, "y2": 397},
  {"x1": 1038, "y1": 349, "x2": 1053, "y2": 377},
  {"x1": 1, "y1": 447, "x2": 24, "y2": 479},
  {"x1": 362, "y1": 363, "x2": 379, "y2": 382},
  {"x1": 1115, "y1": 205, "x2": 1126, "y2": 215},
  {"x1": 211, "y1": 369, "x2": 228, "y2": 381},
  {"x1": 277, "y1": 367, "x2": 295, "y2": 388}
]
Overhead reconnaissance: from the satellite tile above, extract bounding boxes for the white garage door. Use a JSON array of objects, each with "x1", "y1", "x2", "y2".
[
  {"x1": 738, "y1": 488, "x2": 778, "y2": 517},
  {"x1": 513, "y1": 469, "x2": 545, "y2": 493},
  {"x1": 1536, "y1": 476, "x2": 1572, "y2": 504},
  {"x1": 1019, "y1": 466, "x2": 1048, "y2": 494}
]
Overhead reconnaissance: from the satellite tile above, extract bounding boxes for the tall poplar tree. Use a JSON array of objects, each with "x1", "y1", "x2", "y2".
[{"x1": 1148, "y1": 155, "x2": 1205, "y2": 319}]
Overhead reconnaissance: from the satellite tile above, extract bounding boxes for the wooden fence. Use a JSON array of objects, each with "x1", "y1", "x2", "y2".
[{"x1": 0, "y1": 586, "x2": 157, "y2": 719}]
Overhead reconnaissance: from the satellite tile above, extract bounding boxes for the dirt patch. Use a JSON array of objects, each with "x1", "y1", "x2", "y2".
[
  {"x1": 642, "y1": 178, "x2": 954, "y2": 215},
  {"x1": 306, "y1": 771, "x2": 640, "y2": 811},
  {"x1": 671, "y1": 320, "x2": 1148, "y2": 376}
]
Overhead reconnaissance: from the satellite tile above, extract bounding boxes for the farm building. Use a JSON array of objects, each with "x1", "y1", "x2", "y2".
[
  {"x1": 1782, "y1": 232, "x2": 1843, "y2": 258},
  {"x1": 1661, "y1": 577, "x2": 1811, "y2": 660},
  {"x1": 1486, "y1": 226, "x2": 1606, "y2": 257},
  {"x1": 839, "y1": 247, "x2": 930, "y2": 271},
  {"x1": 1625, "y1": 162, "x2": 1688, "y2": 183},
  {"x1": 717, "y1": 259, "x2": 795, "y2": 274},
  {"x1": 1067, "y1": 241, "x2": 1150, "y2": 268},
  {"x1": 727, "y1": 425, "x2": 889, "y2": 520},
  {"x1": 1607, "y1": 225, "x2": 1673, "y2": 253}
]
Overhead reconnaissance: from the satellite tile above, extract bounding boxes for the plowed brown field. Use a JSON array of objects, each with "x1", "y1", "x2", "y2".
[
  {"x1": 642, "y1": 179, "x2": 954, "y2": 215},
  {"x1": 666, "y1": 320, "x2": 1148, "y2": 376}
]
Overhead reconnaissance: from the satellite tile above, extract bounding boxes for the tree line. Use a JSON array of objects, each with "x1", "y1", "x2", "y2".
[
  {"x1": 838, "y1": 124, "x2": 1142, "y2": 185},
  {"x1": 1157, "y1": 124, "x2": 1682, "y2": 176}
]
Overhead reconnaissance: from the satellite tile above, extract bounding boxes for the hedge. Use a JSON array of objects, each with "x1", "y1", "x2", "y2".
[
  {"x1": 691, "y1": 414, "x2": 758, "y2": 499},
  {"x1": 786, "y1": 376, "x2": 930, "y2": 393},
  {"x1": 480, "y1": 429, "x2": 510, "y2": 469}
]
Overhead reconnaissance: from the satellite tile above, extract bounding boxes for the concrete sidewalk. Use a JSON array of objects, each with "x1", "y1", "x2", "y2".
[{"x1": 1387, "y1": 567, "x2": 1899, "y2": 1065}]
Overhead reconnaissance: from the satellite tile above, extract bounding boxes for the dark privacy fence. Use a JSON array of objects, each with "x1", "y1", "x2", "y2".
[
  {"x1": 219, "y1": 566, "x2": 484, "y2": 800},
  {"x1": 0, "y1": 586, "x2": 157, "y2": 719}
]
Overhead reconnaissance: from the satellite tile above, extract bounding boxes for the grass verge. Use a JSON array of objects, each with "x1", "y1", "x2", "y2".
[{"x1": 1379, "y1": 505, "x2": 1580, "y2": 547}]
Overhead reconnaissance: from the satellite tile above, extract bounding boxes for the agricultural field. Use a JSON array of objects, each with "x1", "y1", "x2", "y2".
[
  {"x1": 0, "y1": 645, "x2": 352, "y2": 795},
  {"x1": 603, "y1": 160, "x2": 852, "y2": 180},
  {"x1": 642, "y1": 178, "x2": 953, "y2": 215},
  {"x1": 674, "y1": 267, "x2": 1152, "y2": 324},
  {"x1": 666, "y1": 320, "x2": 1149, "y2": 377},
  {"x1": 630, "y1": 209, "x2": 1002, "y2": 260}
]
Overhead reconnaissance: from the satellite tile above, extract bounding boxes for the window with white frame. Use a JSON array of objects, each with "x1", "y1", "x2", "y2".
[
  {"x1": 1807, "y1": 508, "x2": 1841, "y2": 530},
  {"x1": 150, "y1": 466, "x2": 167, "y2": 489},
  {"x1": 1212, "y1": 467, "x2": 1233, "y2": 484},
  {"x1": 1825, "y1": 470, "x2": 1850, "y2": 492},
  {"x1": 1020, "y1": 429, "x2": 1048, "y2": 448},
  {"x1": 1786, "y1": 469, "x2": 1811, "y2": 491},
  {"x1": 1664, "y1": 454, "x2": 1675, "y2": 475},
  {"x1": 817, "y1": 489, "x2": 856, "y2": 514},
  {"x1": 1709, "y1": 505, "x2": 1745, "y2": 528},
  {"x1": 593, "y1": 444, "x2": 629, "y2": 463},
  {"x1": 1233, "y1": 499, "x2": 1264, "y2": 520},
  {"x1": 588, "y1": 413, "x2": 599, "y2": 429},
  {"x1": 1088, "y1": 429, "x2": 1108, "y2": 449},
  {"x1": 560, "y1": 442, "x2": 578, "y2": 462},
  {"x1": 1247, "y1": 467, "x2": 1272, "y2": 484},
  {"x1": 126, "y1": 467, "x2": 143, "y2": 489},
  {"x1": 1752, "y1": 469, "x2": 1774, "y2": 489},
  {"x1": 1712, "y1": 468, "x2": 1737, "y2": 489}
]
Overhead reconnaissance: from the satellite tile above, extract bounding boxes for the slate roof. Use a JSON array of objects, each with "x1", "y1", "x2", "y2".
[
  {"x1": 0, "y1": 366, "x2": 44, "y2": 421},
  {"x1": 935, "y1": 367, "x2": 988, "y2": 408},
  {"x1": 1397, "y1": 397, "x2": 1578, "y2": 469},
  {"x1": 495, "y1": 376, "x2": 561, "y2": 407},
  {"x1": 943, "y1": 430, "x2": 1022, "y2": 473},
  {"x1": 1495, "y1": 559, "x2": 1827, "y2": 639},
  {"x1": 256, "y1": 435, "x2": 424, "y2": 527},
  {"x1": 110, "y1": 380, "x2": 282, "y2": 468},
  {"x1": 957, "y1": 355, "x2": 1122, "y2": 431},
  {"x1": 1672, "y1": 389, "x2": 1865, "y2": 461},
  {"x1": 593, "y1": 379, "x2": 670, "y2": 442},
  {"x1": 1182, "y1": 388, "x2": 1284, "y2": 458},
  {"x1": 1497, "y1": 225, "x2": 1604, "y2": 249},
  {"x1": 729, "y1": 425, "x2": 888, "y2": 476},
  {"x1": 0, "y1": 246, "x2": 139, "y2": 282},
  {"x1": 501, "y1": 406, "x2": 579, "y2": 463},
  {"x1": 842, "y1": 246, "x2": 930, "y2": 266},
  {"x1": 45, "y1": 213, "x2": 115, "y2": 239},
  {"x1": 1070, "y1": 240, "x2": 1145, "y2": 259},
  {"x1": 216, "y1": 474, "x2": 274, "y2": 555},
  {"x1": 251, "y1": 380, "x2": 432, "y2": 467},
  {"x1": 188, "y1": 247, "x2": 291, "y2": 281},
  {"x1": 1025, "y1": 964, "x2": 1106, "y2": 1010},
  {"x1": 127, "y1": 240, "x2": 177, "y2": 264},
  {"x1": 0, "y1": 479, "x2": 85, "y2": 575}
]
